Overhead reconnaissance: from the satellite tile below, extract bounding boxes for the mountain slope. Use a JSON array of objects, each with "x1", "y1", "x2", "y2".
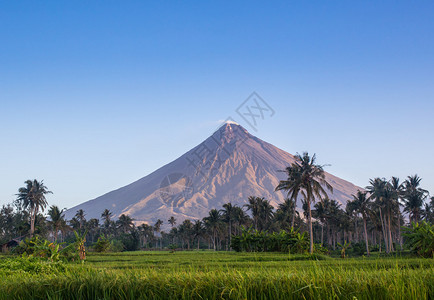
[{"x1": 65, "y1": 123, "x2": 362, "y2": 224}]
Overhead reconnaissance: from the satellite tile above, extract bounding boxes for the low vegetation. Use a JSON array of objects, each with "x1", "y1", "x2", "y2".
[{"x1": 0, "y1": 251, "x2": 432, "y2": 299}]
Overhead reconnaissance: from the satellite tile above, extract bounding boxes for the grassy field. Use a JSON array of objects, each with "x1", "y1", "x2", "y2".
[{"x1": 0, "y1": 251, "x2": 432, "y2": 299}]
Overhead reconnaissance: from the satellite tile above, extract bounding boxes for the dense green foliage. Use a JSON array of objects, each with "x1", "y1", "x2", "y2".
[
  {"x1": 231, "y1": 227, "x2": 310, "y2": 253},
  {"x1": 403, "y1": 221, "x2": 434, "y2": 257},
  {"x1": 2, "y1": 174, "x2": 434, "y2": 256},
  {"x1": 0, "y1": 251, "x2": 432, "y2": 299}
]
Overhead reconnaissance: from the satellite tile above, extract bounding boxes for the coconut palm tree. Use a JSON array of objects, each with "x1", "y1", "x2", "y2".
[
  {"x1": 389, "y1": 177, "x2": 404, "y2": 248},
  {"x1": 244, "y1": 196, "x2": 261, "y2": 230},
  {"x1": 258, "y1": 198, "x2": 274, "y2": 231},
  {"x1": 232, "y1": 206, "x2": 250, "y2": 235},
  {"x1": 75, "y1": 209, "x2": 86, "y2": 231},
  {"x1": 117, "y1": 214, "x2": 134, "y2": 234},
  {"x1": 294, "y1": 152, "x2": 333, "y2": 254},
  {"x1": 168, "y1": 216, "x2": 177, "y2": 228},
  {"x1": 16, "y1": 179, "x2": 52, "y2": 237},
  {"x1": 178, "y1": 219, "x2": 193, "y2": 249},
  {"x1": 347, "y1": 191, "x2": 371, "y2": 255},
  {"x1": 220, "y1": 203, "x2": 236, "y2": 249},
  {"x1": 192, "y1": 220, "x2": 205, "y2": 250},
  {"x1": 154, "y1": 219, "x2": 163, "y2": 249},
  {"x1": 101, "y1": 209, "x2": 113, "y2": 234},
  {"x1": 422, "y1": 197, "x2": 434, "y2": 223},
  {"x1": 366, "y1": 178, "x2": 391, "y2": 253},
  {"x1": 138, "y1": 223, "x2": 153, "y2": 248},
  {"x1": 47, "y1": 205, "x2": 65, "y2": 242},
  {"x1": 275, "y1": 198, "x2": 296, "y2": 231},
  {"x1": 203, "y1": 209, "x2": 221, "y2": 251},
  {"x1": 313, "y1": 198, "x2": 329, "y2": 246},
  {"x1": 275, "y1": 163, "x2": 303, "y2": 229},
  {"x1": 402, "y1": 175, "x2": 428, "y2": 223}
]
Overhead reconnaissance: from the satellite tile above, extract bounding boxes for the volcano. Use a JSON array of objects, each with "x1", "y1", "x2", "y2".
[{"x1": 65, "y1": 122, "x2": 362, "y2": 224}]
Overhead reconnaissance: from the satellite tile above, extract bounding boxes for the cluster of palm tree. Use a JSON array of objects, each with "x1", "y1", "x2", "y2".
[{"x1": 1, "y1": 166, "x2": 432, "y2": 254}]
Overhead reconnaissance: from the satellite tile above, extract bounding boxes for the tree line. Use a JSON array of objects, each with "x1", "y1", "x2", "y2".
[{"x1": 1, "y1": 153, "x2": 433, "y2": 254}]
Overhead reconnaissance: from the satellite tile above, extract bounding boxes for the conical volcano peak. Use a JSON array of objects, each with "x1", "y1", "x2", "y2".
[
  {"x1": 213, "y1": 121, "x2": 250, "y2": 144},
  {"x1": 65, "y1": 121, "x2": 363, "y2": 227}
]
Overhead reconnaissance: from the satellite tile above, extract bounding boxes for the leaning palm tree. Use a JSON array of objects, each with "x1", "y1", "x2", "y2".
[
  {"x1": 16, "y1": 179, "x2": 52, "y2": 237},
  {"x1": 348, "y1": 191, "x2": 371, "y2": 255},
  {"x1": 294, "y1": 152, "x2": 333, "y2": 254}
]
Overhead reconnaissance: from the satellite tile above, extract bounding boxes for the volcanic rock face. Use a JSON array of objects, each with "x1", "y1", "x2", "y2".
[{"x1": 65, "y1": 123, "x2": 362, "y2": 225}]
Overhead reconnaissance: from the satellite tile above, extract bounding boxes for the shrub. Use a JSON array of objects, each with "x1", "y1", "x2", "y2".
[
  {"x1": 231, "y1": 227, "x2": 310, "y2": 253},
  {"x1": 93, "y1": 235, "x2": 111, "y2": 252},
  {"x1": 403, "y1": 221, "x2": 434, "y2": 258}
]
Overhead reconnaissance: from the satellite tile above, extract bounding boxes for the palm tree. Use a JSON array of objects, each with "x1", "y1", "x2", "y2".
[
  {"x1": 203, "y1": 209, "x2": 221, "y2": 251},
  {"x1": 101, "y1": 209, "x2": 113, "y2": 234},
  {"x1": 366, "y1": 178, "x2": 391, "y2": 253},
  {"x1": 402, "y1": 175, "x2": 428, "y2": 223},
  {"x1": 348, "y1": 191, "x2": 371, "y2": 255},
  {"x1": 232, "y1": 206, "x2": 250, "y2": 235},
  {"x1": 86, "y1": 218, "x2": 100, "y2": 243},
  {"x1": 16, "y1": 179, "x2": 52, "y2": 237},
  {"x1": 244, "y1": 196, "x2": 261, "y2": 230},
  {"x1": 138, "y1": 223, "x2": 153, "y2": 248},
  {"x1": 168, "y1": 216, "x2": 177, "y2": 228},
  {"x1": 178, "y1": 219, "x2": 193, "y2": 249},
  {"x1": 389, "y1": 177, "x2": 404, "y2": 248},
  {"x1": 275, "y1": 198, "x2": 296, "y2": 231},
  {"x1": 192, "y1": 220, "x2": 205, "y2": 250},
  {"x1": 258, "y1": 198, "x2": 274, "y2": 231},
  {"x1": 275, "y1": 163, "x2": 303, "y2": 228},
  {"x1": 75, "y1": 209, "x2": 86, "y2": 231},
  {"x1": 422, "y1": 197, "x2": 434, "y2": 223},
  {"x1": 220, "y1": 203, "x2": 236, "y2": 249},
  {"x1": 117, "y1": 214, "x2": 134, "y2": 234},
  {"x1": 154, "y1": 219, "x2": 163, "y2": 249},
  {"x1": 313, "y1": 198, "x2": 329, "y2": 246},
  {"x1": 47, "y1": 205, "x2": 65, "y2": 242},
  {"x1": 294, "y1": 152, "x2": 333, "y2": 254}
]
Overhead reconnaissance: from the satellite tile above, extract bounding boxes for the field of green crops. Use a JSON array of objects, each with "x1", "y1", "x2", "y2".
[{"x1": 0, "y1": 251, "x2": 433, "y2": 299}]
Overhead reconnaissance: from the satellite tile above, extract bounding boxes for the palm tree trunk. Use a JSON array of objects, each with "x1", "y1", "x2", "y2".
[
  {"x1": 398, "y1": 220, "x2": 402, "y2": 250},
  {"x1": 30, "y1": 207, "x2": 36, "y2": 237},
  {"x1": 308, "y1": 197, "x2": 314, "y2": 254},
  {"x1": 321, "y1": 224, "x2": 324, "y2": 246},
  {"x1": 363, "y1": 216, "x2": 370, "y2": 256},
  {"x1": 228, "y1": 221, "x2": 232, "y2": 250},
  {"x1": 388, "y1": 212, "x2": 394, "y2": 252},
  {"x1": 379, "y1": 208, "x2": 389, "y2": 253},
  {"x1": 291, "y1": 203, "x2": 296, "y2": 229}
]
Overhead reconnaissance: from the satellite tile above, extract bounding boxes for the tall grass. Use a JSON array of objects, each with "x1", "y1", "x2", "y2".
[{"x1": 0, "y1": 252, "x2": 432, "y2": 299}]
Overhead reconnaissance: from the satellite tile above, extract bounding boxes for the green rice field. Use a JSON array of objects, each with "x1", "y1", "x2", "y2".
[{"x1": 0, "y1": 251, "x2": 433, "y2": 299}]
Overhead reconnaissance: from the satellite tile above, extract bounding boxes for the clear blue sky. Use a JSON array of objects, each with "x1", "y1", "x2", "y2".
[{"x1": 1, "y1": 1, "x2": 433, "y2": 210}]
